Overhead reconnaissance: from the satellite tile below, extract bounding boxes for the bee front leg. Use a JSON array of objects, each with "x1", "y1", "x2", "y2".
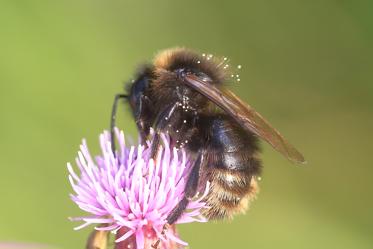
[
  {"x1": 149, "y1": 102, "x2": 179, "y2": 158},
  {"x1": 135, "y1": 95, "x2": 152, "y2": 145}
]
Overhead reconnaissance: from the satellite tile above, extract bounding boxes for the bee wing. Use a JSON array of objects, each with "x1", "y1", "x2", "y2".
[{"x1": 183, "y1": 74, "x2": 306, "y2": 164}]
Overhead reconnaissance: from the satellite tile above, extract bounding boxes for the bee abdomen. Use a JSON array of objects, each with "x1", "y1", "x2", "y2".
[{"x1": 202, "y1": 168, "x2": 259, "y2": 220}]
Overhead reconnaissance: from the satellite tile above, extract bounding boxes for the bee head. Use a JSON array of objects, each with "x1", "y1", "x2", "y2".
[{"x1": 126, "y1": 65, "x2": 155, "y2": 120}]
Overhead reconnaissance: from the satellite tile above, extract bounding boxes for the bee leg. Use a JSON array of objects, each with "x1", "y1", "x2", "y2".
[
  {"x1": 167, "y1": 151, "x2": 205, "y2": 224},
  {"x1": 150, "y1": 102, "x2": 179, "y2": 158},
  {"x1": 110, "y1": 94, "x2": 128, "y2": 153},
  {"x1": 152, "y1": 152, "x2": 206, "y2": 249},
  {"x1": 135, "y1": 95, "x2": 152, "y2": 145}
]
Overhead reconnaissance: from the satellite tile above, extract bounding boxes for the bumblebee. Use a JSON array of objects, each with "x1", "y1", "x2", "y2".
[{"x1": 109, "y1": 48, "x2": 305, "y2": 241}]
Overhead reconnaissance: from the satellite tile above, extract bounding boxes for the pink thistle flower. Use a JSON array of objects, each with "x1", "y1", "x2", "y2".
[{"x1": 68, "y1": 129, "x2": 209, "y2": 249}]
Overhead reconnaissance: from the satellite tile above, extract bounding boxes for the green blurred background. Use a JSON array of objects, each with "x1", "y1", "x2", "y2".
[{"x1": 1, "y1": 1, "x2": 372, "y2": 248}]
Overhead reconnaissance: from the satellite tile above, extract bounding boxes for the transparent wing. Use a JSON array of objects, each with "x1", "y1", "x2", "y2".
[{"x1": 182, "y1": 74, "x2": 306, "y2": 164}]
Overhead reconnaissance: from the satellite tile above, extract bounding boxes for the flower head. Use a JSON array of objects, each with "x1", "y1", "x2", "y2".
[{"x1": 68, "y1": 129, "x2": 208, "y2": 249}]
